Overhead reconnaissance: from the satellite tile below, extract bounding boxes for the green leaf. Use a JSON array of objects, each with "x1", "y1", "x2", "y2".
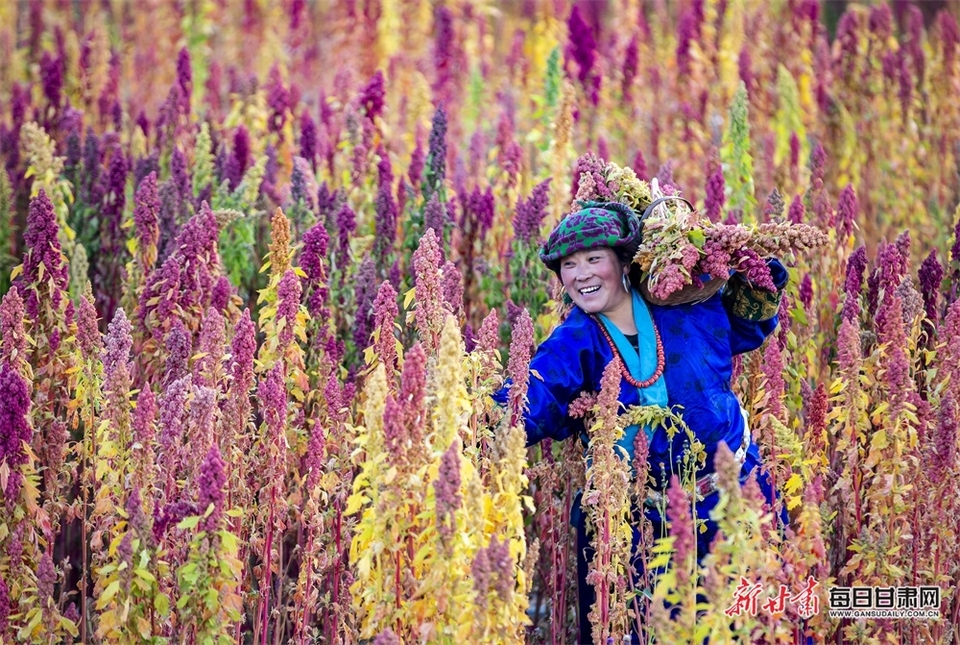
[
  {"x1": 687, "y1": 229, "x2": 706, "y2": 248},
  {"x1": 177, "y1": 515, "x2": 201, "y2": 531},
  {"x1": 219, "y1": 529, "x2": 239, "y2": 554},
  {"x1": 155, "y1": 593, "x2": 170, "y2": 616},
  {"x1": 98, "y1": 563, "x2": 118, "y2": 576},
  {"x1": 134, "y1": 567, "x2": 157, "y2": 583}
]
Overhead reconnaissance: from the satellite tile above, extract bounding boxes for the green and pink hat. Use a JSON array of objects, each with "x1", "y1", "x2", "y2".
[{"x1": 539, "y1": 201, "x2": 643, "y2": 275}]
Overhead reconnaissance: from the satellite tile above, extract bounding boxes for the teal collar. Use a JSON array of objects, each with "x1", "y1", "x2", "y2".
[
  {"x1": 596, "y1": 289, "x2": 669, "y2": 462},
  {"x1": 597, "y1": 289, "x2": 668, "y2": 406}
]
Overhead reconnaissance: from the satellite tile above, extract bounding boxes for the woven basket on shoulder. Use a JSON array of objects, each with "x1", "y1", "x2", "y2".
[
  {"x1": 639, "y1": 276, "x2": 727, "y2": 306},
  {"x1": 635, "y1": 196, "x2": 727, "y2": 306}
]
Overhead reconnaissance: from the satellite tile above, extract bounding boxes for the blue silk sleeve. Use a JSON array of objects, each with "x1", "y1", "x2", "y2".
[
  {"x1": 723, "y1": 258, "x2": 788, "y2": 355},
  {"x1": 492, "y1": 321, "x2": 596, "y2": 447}
]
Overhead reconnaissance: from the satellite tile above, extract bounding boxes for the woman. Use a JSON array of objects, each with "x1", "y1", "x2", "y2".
[{"x1": 493, "y1": 201, "x2": 788, "y2": 644}]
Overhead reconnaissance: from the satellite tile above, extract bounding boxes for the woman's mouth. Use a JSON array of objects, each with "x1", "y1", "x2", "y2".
[{"x1": 579, "y1": 285, "x2": 601, "y2": 296}]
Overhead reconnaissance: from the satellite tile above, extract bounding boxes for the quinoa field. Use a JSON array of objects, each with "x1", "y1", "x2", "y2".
[{"x1": 2, "y1": 1, "x2": 960, "y2": 643}]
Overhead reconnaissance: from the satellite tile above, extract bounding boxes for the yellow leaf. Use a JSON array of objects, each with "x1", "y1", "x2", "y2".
[
  {"x1": 871, "y1": 401, "x2": 890, "y2": 420},
  {"x1": 96, "y1": 579, "x2": 121, "y2": 610},
  {"x1": 320, "y1": 472, "x2": 339, "y2": 493},
  {"x1": 886, "y1": 563, "x2": 906, "y2": 577},
  {"x1": 10, "y1": 264, "x2": 23, "y2": 280},
  {"x1": 137, "y1": 617, "x2": 152, "y2": 639},
  {"x1": 647, "y1": 552, "x2": 673, "y2": 569},
  {"x1": 222, "y1": 591, "x2": 244, "y2": 617},
  {"x1": 61, "y1": 615, "x2": 80, "y2": 637},
  {"x1": 344, "y1": 492, "x2": 368, "y2": 516},
  {"x1": 784, "y1": 473, "x2": 804, "y2": 495},
  {"x1": 414, "y1": 543, "x2": 433, "y2": 568},
  {"x1": 383, "y1": 466, "x2": 398, "y2": 485},
  {"x1": 357, "y1": 552, "x2": 372, "y2": 579},
  {"x1": 95, "y1": 609, "x2": 118, "y2": 637},
  {"x1": 21, "y1": 471, "x2": 41, "y2": 510},
  {"x1": 18, "y1": 608, "x2": 42, "y2": 640},
  {"x1": 403, "y1": 287, "x2": 417, "y2": 309},
  {"x1": 871, "y1": 429, "x2": 889, "y2": 451}
]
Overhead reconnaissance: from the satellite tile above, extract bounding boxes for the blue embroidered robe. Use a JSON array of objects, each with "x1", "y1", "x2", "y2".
[
  {"x1": 493, "y1": 273, "x2": 782, "y2": 488},
  {"x1": 493, "y1": 261, "x2": 788, "y2": 645}
]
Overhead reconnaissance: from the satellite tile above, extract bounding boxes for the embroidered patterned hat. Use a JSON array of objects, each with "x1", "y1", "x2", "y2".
[{"x1": 539, "y1": 201, "x2": 643, "y2": 274}]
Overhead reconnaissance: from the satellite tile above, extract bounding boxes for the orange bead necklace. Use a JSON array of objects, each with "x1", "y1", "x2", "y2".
[{"x1": 591, "y1": 315, "x2": 665, "y2": 389}]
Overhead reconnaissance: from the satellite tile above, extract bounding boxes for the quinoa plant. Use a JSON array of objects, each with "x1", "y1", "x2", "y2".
[
  {"x1": 0, "y1": 169, "x2": 17, "y2": 296},
  {"x1": 5, "y1": 2, "x2": 960, "y2": 642}
]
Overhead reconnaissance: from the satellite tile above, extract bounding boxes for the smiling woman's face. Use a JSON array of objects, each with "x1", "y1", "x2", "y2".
[{"x1": 559, "y1": 247, "x2": 630, "y2": 315}]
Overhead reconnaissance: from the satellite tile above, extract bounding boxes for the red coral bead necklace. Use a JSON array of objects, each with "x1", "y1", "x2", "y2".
[{"x1": 591, "y1": 314, "x2": 665, "y2": 388}]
